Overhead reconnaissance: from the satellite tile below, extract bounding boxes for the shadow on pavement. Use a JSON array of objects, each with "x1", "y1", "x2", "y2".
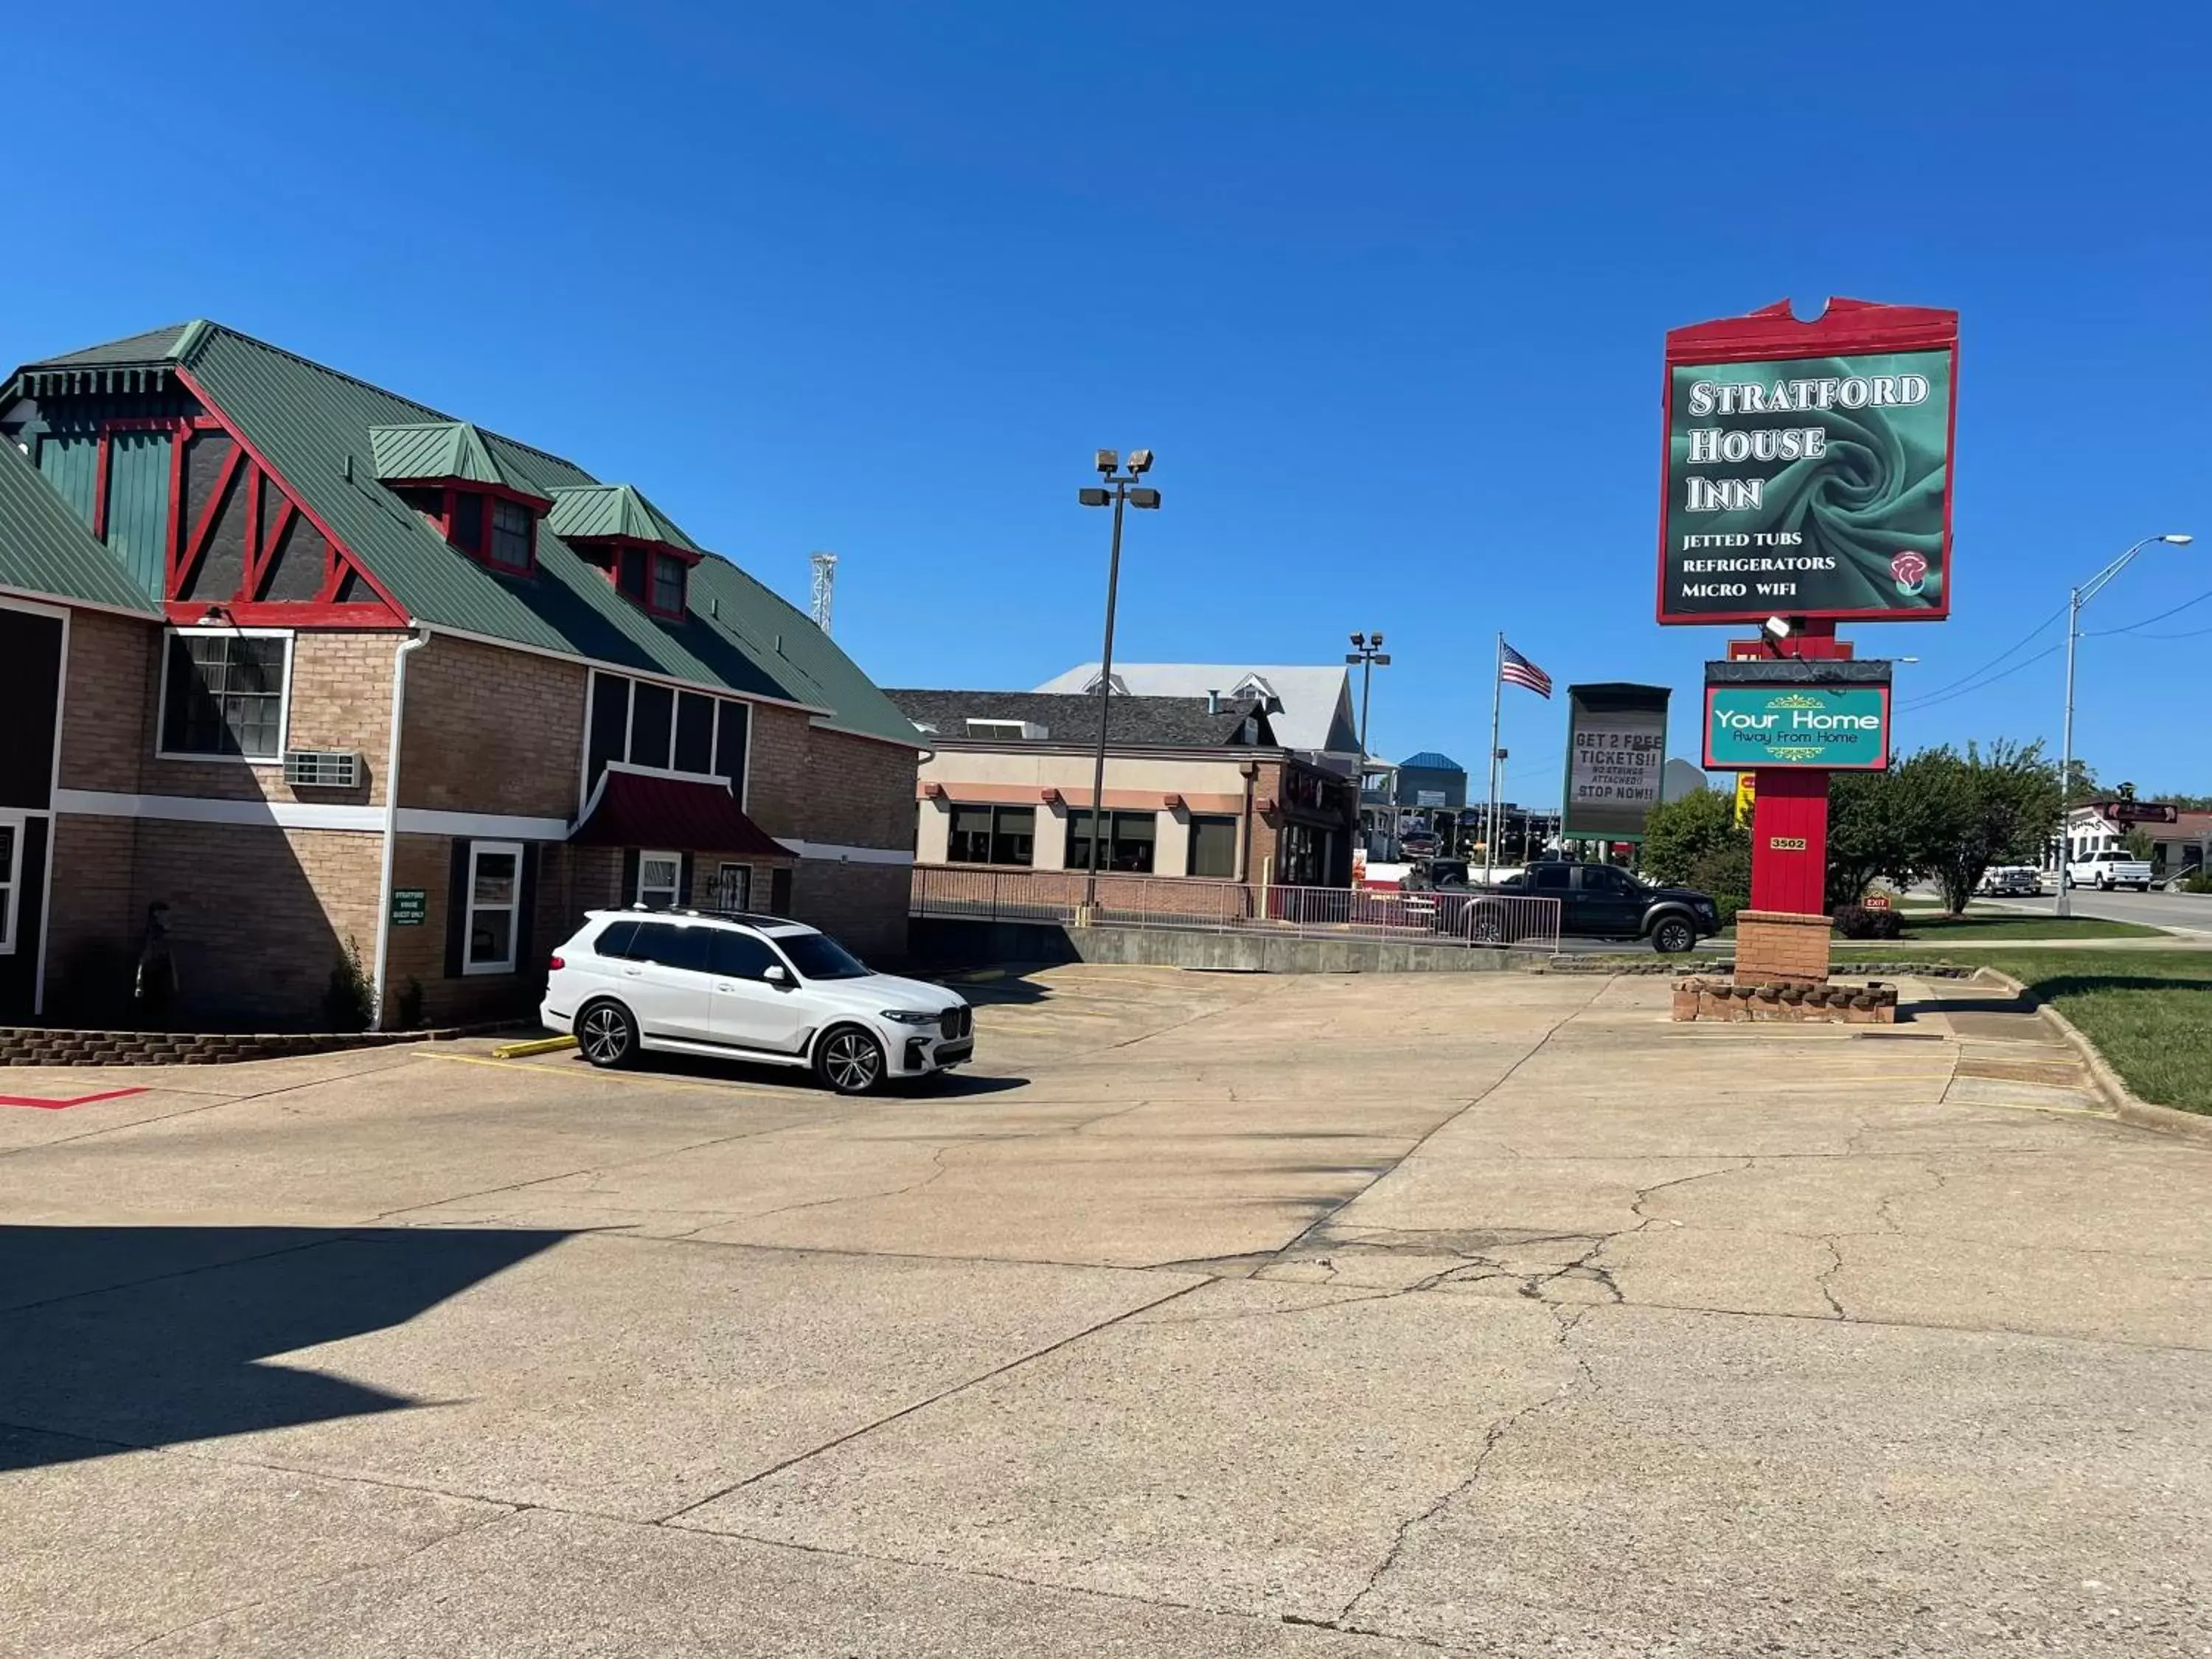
[{"x1": 0, "y1": 1225, "x2": 568, "y2": 1472}]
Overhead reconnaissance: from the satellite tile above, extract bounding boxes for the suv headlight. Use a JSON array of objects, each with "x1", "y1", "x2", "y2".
[{"x1": 880, "y1": 1009, "x2": 939, "y2": 1025}]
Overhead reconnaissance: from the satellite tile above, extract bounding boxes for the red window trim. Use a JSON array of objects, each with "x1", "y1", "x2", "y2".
[
  {"x1": 580, "y1": 535, "x2": 698, "y2": 620},
  {"x1": 391, "y1": 479, "x2": 547, "y2": 577}
]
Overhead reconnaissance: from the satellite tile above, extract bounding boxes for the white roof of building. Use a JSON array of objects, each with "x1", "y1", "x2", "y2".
[{"x1": 1034, "y1": 663, "x2": 1359, "y2": 755}]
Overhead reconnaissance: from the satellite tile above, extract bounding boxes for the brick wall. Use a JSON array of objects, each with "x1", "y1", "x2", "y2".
[
  {"x1": 44, "y1": 814, "x2": 141, "y2": 1024},
  {"x1": 45, "y1": 821, "x2": 381, "y2": 1027},
  {"x1": 382, "y1": 832, "x2": 574, "y2": 1027},
  {"x1": 400, "y1": 635, "x2": 585, "y2": 818},
  {"x1": 136, "y1": 630, "x2": 403, "y2": 805},
  {"x1": 793, "y1": 860, "x2": 912, "y2": 960},
  {"x1": 57, "y1": 611, "x2": 158, "y2": 794}
]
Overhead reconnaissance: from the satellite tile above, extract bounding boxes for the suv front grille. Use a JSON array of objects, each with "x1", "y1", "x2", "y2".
[{"x1": 939, "y1": 1006, "x2": 972, "y2": 1040}]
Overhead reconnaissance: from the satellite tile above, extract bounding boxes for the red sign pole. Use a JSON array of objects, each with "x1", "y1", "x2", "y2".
[{"x1": 1745, "y1": 619, "x2": 1844, "y2": 916}]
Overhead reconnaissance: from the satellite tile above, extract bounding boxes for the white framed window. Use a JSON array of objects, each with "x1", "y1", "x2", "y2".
[
  {"x1": 156, "y1": 627, "x2": 293, "y2": 762},
  {"x1": 463, "y1": 840, "x2": 522, "y2": 975},
  {"x1": 636, "y1": 849, "x2": 681, "y2": 908},
  {"x1": 0, "y1": 813, "x2": 24, "y2": 954}
]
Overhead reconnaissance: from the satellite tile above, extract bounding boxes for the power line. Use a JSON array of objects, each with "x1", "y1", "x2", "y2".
[
  {"x1": 1900, "y1": 641, "x2": 2062, "y2": 712},
  {"x1": 2085, "y1": 582, "x2": 2212, "y2": 637},
  {"x1": 1901, "y1": 599, "x2": 2066, "y2": 705}
]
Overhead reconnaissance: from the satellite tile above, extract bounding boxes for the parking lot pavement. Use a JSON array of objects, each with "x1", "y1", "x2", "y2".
[{"x1": 3, "y1": 965, "x2": 2210, "y2": 1657}]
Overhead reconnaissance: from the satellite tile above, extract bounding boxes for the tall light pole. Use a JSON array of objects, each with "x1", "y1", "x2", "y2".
[
  {"x1": 2055, "y1": 532, "x2": 2193, "y2": 917},
  {"x1": 1077, "y1": 450, "x2": 1162, "y2": 908},
  {"x1": 1346, "y1": 632, "x2": 1391, "y2": 853}
]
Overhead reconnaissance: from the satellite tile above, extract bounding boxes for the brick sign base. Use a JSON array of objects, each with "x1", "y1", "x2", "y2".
[
  {"x1": 1672, "y1": 977, "x2": 1897, "y2": 1024},
  {"x1": 1732, "y1": 909, "x2": 1835, "y2": 987}
]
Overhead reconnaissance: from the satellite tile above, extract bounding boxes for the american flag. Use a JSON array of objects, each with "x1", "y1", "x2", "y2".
[{"x1": 1500, "y1": 641, "x2": 1552, "y2": 699}]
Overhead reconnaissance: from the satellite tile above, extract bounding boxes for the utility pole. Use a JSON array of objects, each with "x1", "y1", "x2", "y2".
[{"x1": 2055, "y1": 532, "x2": 2192, "y2": 917}]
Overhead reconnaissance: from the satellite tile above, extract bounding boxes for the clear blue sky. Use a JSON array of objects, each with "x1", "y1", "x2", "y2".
[{"x1": 12, "y1": 3, "x2": 2208, "y2": 800}]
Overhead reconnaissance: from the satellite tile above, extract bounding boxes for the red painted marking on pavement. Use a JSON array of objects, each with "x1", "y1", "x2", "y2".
[{"x1": 0, "y1": 1088, "x2": 150, "y2": 1110}]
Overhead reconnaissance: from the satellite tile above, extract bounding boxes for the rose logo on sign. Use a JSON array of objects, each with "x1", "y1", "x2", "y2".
[{"x1": 1891, "y1": 550, "x2": 1928, "y2": 598}]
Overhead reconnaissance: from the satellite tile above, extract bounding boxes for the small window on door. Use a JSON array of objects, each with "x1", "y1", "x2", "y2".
[
  {"x1": 712, "y1": 862, "x2": 751, "y2": 912},
  {"x1": 636, "y1": 849, "x2": 681, "y2": 908}
]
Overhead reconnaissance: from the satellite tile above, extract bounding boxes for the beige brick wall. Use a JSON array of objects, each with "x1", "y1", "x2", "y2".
[
  {"x1": 47, "y1": 821, "x2": 383, "y2": 1027},
  {"x1": 57, "y1": 611, "x2": 158, "y2": 794},
  {"x1": 399, "y1": 635, "x2": 586, "y2": 818}
]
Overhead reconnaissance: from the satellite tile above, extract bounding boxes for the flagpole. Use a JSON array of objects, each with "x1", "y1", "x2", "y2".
[{"x1": 1485, "y1": 631, "x2": 1503, "y2": 886}]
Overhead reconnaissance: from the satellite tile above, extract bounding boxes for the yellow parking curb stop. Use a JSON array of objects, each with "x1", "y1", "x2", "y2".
[{"x1": 491, "y1": 1034, "x2": 579, "y2": 1059}]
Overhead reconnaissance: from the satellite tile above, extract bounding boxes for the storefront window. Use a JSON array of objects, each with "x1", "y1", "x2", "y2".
[{"x1": 1066, "y1": 809, "x2": 1156, "y2": 874}]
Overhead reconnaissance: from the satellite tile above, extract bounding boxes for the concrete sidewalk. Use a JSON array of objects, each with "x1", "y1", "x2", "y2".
[{"x1": 1, "y1": 967, "x2": 2207, "y2": 1657}]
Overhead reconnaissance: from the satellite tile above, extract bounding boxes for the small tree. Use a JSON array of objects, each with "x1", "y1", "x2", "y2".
[
  {"x1": 1824, "y1": 770, "x2": 1913, "y2": 910},
  {"x1": 1893, "y1": 740, "x2": 2064, "y2": 914},
  {"x1": 1641, "y1": 787, "x2": 1751, "y2": 919},
  {"x1": 2123, "y1": 826, "x2": 2158, "y2": 863}
]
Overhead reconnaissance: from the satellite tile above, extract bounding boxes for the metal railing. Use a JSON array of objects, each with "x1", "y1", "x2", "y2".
[{"x1": 908, "y1": 866, "x2": 1561, "y2": 953}]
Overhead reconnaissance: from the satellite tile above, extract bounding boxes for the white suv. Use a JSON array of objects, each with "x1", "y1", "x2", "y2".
[{"x1": 539, "y1": 910, "x2": 973, "y2": 1094}]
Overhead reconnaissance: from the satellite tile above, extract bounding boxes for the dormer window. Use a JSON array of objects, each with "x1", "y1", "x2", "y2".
[
  {"x1": 370, "y1": 422, "x2": 548, "y2": 579},
  {"x1": 547, "y1": 483, "x2": 704, "y2": 623},
  {"x1": 490, "y1": 499, "x2": 534, "y2": 574}
]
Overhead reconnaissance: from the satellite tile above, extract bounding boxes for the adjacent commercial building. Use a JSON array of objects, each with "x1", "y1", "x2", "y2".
[
  {"x1": 1393, "y1": 751, "x2": 1467, "y2": 811},
  {"x1": 1030, "y1": 664, "x2": 1363, "y2": 773},
  {"x1": 2056, "y1": 803, "x2": 2212, "y2": 880},
  {"x1": 894, "y1": 688, "x2": 1360, "y2": 888},
  {"x1": 0, "y1": 321, "x2": 919, "y2": 1029}
]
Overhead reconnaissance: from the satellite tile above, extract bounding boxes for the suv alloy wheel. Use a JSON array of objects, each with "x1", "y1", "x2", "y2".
[
  {"x1": 1651, "y1": 917, "x2": 1695, "y2": 955},
  {"x1": 815, "y1": 1026, "x2": 886, "y2": 1096},
  {"x1": 577, "y1": 1000, "x2": 637, "y2": 1068}
]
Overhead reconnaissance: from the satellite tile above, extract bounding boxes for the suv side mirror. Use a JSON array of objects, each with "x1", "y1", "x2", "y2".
[{"x1": 764, "y1": 964, "x2": 789, "y2": 986}]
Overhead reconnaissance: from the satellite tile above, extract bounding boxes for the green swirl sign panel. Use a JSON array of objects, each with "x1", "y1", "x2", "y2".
[
  {"x1": 1703, "y1": 686, "x2": 1891, "y2": 772},
  {"x1": 1661, "y1": 348, "x2": 1951, "y2": 624}
]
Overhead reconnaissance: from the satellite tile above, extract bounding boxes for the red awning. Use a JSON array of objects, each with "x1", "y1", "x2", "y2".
[{"x1": 573, "y1": 769, "x2": 793, "y2": 859}]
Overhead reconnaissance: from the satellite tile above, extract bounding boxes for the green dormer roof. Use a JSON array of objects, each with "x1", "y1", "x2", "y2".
[
  {"x1": 546, "y1": 484, "x2": 701, "y2": 553},
  {"x1": 369, "y1": 420, "x2": 545, "y2": 500}
]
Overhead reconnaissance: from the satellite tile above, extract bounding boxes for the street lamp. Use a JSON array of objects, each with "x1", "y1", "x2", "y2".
[
  {"x1": 1077, "y1": 449, "x2": 1162, "y2": 907},
  {"x1": 1346, "y1": 632, "x2": 1391, "y2": 846},
  {"x1": 2055, "y1": 532, "x2": 2193, "y2": 917}
]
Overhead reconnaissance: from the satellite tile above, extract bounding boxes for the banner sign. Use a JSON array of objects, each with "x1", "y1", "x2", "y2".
[
  {"x1": 1658, "y1": 300, "x2": 1958, "y2": 626},
  {"x1": 2096, "y1": 800, "x2": 2179, "y2": 826},
  {"x1": 1703, "y1": 684, "x2": 1891, "y2": 771},
  {"x1": 1563, "y1": 684, "x2": 1670, "y2": 841}
]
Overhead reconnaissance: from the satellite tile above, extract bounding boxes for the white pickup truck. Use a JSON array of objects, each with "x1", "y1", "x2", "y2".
[{"x1": 2065, "y1": 848, "x2": 2153, "y2": 891}]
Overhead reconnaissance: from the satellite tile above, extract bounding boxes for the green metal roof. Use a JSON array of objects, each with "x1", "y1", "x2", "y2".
[
  {"x1": 545, "y1": 484, "x2": 701, "y2": 552},
  {"x1": 369, "y1": 420, "x2": 543, "y2": 497},
  {"x1": 7, "y1": 323, "x2": 917, "y2": 744},
  {"x1": 0, "y1": 439, "x2": 164, "y2": 616}
]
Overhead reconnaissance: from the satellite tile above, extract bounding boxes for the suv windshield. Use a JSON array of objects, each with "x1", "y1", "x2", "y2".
[{"x1": 776, "y1": 931, "x2": 870, "y2": 981}]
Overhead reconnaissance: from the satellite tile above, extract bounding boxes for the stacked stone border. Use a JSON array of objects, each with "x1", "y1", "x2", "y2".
[
  {"x1": 1672, "y1": 976, "x2": 1898, "y2": 1024},
  {"x1": 0, "y1": 1023, "x2": 518, "y2": 1067}
]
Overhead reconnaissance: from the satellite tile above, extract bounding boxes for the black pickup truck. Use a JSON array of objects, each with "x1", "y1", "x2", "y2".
[{"x1": 1404, "y1": 859, "x2": 1722, "y2": 953}]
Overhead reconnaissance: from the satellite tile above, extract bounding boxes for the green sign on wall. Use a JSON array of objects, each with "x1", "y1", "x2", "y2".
[
  {"x1": 1702, "y1": 685, "x2": 1891, "y2": 772},
  {"x1": 390, "y1": 888, "x2": 428, "y2": 926}
]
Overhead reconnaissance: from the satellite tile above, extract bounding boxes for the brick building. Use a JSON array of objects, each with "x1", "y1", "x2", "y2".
[
  {"x1": 0, "y1": 321, "x2": 918, "y2": 1029},
  {"x1": 892, "y1": 688, "x2": 1359, "y2": 889}
]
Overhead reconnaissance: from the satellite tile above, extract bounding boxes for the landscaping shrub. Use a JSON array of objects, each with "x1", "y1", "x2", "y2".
[{"x1": 1830, "y1": 904, "x2": 1905, "y2": 941}]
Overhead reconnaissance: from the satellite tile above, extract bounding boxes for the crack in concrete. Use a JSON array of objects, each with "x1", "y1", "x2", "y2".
[
  {"x1": 1817, "y1": 1235, "x2": 1848, "y2": 1319},
  {"x1": 1331, "y1": 1314, "x2": 1595, "y2": 1632}
]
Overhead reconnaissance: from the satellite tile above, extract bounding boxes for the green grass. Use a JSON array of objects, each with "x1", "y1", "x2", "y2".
[
  {"x1": 1832, "y1": 947, "x2": 2212, "y2": 1115},
  {"x1": 1891, "y1": 914, "x2": 2160, "y2": 942},
  {"x1": 1716, "y1": 914, "x2": 2156, "y2": 944}
]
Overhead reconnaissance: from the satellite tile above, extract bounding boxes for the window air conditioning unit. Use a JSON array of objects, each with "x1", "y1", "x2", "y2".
[{"x1": 285, "y1": 748, "x2": 362, "y2": 788}]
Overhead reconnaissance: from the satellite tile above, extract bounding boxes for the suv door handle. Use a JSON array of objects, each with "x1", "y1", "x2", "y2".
[{"x1": 714, "y1": 981, "x2": 737, "y2": 992}]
